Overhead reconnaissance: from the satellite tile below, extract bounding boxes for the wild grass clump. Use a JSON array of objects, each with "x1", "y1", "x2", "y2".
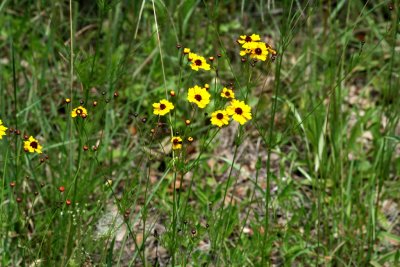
[{"x1": 0, "y1": 0, "x2": 399, "y2": 266}]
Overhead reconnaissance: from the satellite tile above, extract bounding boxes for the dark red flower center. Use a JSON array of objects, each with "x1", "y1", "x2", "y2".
[
  {"x1": 173, "y1": 138, "x2": 182, "y2": 145},
  {"x1": 225, "y1": 92, "x2": 230, "y2": 96},
  {"x1": 217, "y1": 113, "x2": 224, "y2": 120},
  {"x1": 195, "y1": 95, "x2": 202, "y2": 101},
  {"x1": 235, "y1": 108, "x2": 243, "y2": 115},
  {"x1": 30, "y1": 141, "x2": 38, "y2": 149},
  {"x1": 255, "y1": 48, "x2": 262, "y2": 55},
  {"x1": 245, "y1": 36, "x2": 252, "y2": 42},
  {"x1": 195, "y1": 59, "x2": 202, "y2": 66},
  {"x1": 160, "y1": 104, "x2": 166, "y2": 110}
]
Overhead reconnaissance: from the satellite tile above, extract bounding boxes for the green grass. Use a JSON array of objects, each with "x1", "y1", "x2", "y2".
[{"x1": 0, "y1": 0, "x2": 399, "y2": 266}]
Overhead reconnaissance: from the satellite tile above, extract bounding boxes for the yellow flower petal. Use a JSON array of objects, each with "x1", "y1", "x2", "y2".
[
  {"x1": 226, "y1": 99, "x2": 252, "y2": 125},
  {"x1": 153, "y1": 99, "x2": 174, "y2": 116},
  {"x1": 171, "y1": 136, "x2": 183, "y2": 150},
  {"x1": 187, "y1": 85, "x2": 211, "y2": 109},
  {"x1": 211, "y1": 110, "x2": 230, "y2": 127}
]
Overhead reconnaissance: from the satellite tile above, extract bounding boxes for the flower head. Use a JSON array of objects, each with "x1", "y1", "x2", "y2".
[
  {"x1": 226, "y1": 100, "x2": 252, "y2": 125},
  {"x1": 210, "y1": 110, "x2": 230, "y2": 127},
  {"x1": 237, "y1": 34, "x2": 261, "y2": 45},
  {"x1": 153, "y1": 99, "x2": 174, "y2": 116},
  {"x1": 187, "y1": 85, "x2": 211, "y2": 108},
  {"x1": 71, "y1": 106, "x2": 88, "y2": 118},
  {"x1": 183, "y1": 48, "x2": 190, "y2": 54},
  {"x1": 221, "y1": 88, "x2": 235, "y2": 99},
  {"x1": 242, "y1": 42, "x2": 269, "y2": 61},
  {"x1": 188, "y1": 53, "x2": 211, "y2": 71},
  {"x1": 171, "y1": 136, "x2": 183, "y2": 150},
  {"x1": 24, "y1": 136, "x2": 43, "y2": 154},
  {"x1": 266, "y1": 45, "x2": 277, "y2": 56},
  {"x1": 0, "y1": 120, "x2": 8, "y2": 140}
]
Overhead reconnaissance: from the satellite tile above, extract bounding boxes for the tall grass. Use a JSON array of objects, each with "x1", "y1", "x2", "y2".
[{"x1": 0, "y1": 0, "x2": 399, "y2": 266}]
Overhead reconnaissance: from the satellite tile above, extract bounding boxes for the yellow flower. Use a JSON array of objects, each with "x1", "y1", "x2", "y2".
[
  {"x1": 171, "y1": 136, "x2": 183, "y2": 150},
  {"x1": 237, "y1": 34, "x2": 261, "y2": 45},
  {"x1": 0, "y1": 120, "x2": 8, "y2": 140},
  {"x1": 188, "y1": 53, "x2": 211, "y2": 71},
  {"x1": 187, "y1": 136, "x2": 194, "y2": 142},
  {"x1": 242, "y1": 42, "x2": 269, "y2": 61},
  {"x1": 187, "y1": 85, "x2": 211, "y2": 108},
  {"x1": 71, "y1": 106, "x2": 88, "y2": 118},
  {"x1": 183, "y1": 48, "x2": 190, "y2": 54},
  {"x1": 226, "y1": 100, "x2": 252, "y2": 125},
  {"x1": 24, "y1": 136, "x2": 43, "y2": 154},
  {"x1": 153, "y1": 99, "x2": 174, "y2": 116},
  {"x1": 239, "y1": 48, "x2": 252, "y2": 57},
  {"x1": 221, "y1": 88, "x2": 235, "y2": 99},
  {"x1": 210, "y1": 110, "x2": 230, "y2": 127}
]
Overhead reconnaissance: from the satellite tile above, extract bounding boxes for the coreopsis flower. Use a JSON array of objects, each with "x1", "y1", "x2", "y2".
[
  {"x1": 187, "y1": 85, "x2": 211, "y2": 108},
  {"x1": 171, "y1": 136, "x2": 183, "y2": 150},
  {"x1": 24, "y1": 136, "x2": 43, "y2": 154},
  {"x1": 188, "y1": 53, "x2": 211, "y2": 71},
  {"x1": 0, "y1": 120, "x2": 7, "y2": 139},
  {"x1": 153, "y1": 99, "x2": 174, "y2": 116},
  {"x1": 210, "y1": 110, "x2": 230, "y2": 127},
  {"x1": 183, "y1": 48, "x2": 190, "y2": 54},
  {"x1": 221, "y1": 88, "x2": 235, "y2": 99},
  {"x1": 242, "y1": 42, "x2": 269, "y2": 61},
  {"x1": 226, "y1": 100, "x2": 252, "y2": 125},
  {"x1": 237, "y1": 34, "x2": 261, "y2": 45},
  {"x1": 71, "y1": 106, "x2": 88, "y2": 118},
  {"x1": 240, "y1": 48, "x2": 252, "y2": 57}
]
